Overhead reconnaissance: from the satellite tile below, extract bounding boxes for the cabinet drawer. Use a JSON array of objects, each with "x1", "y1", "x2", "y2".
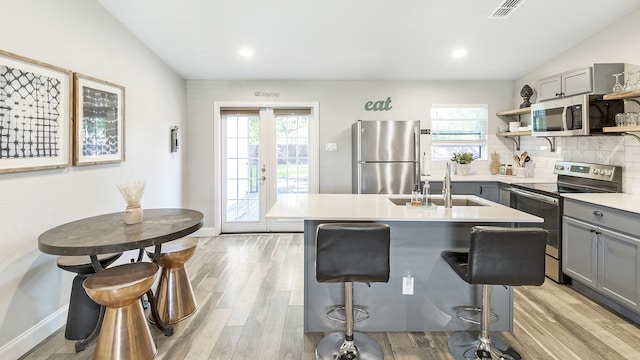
[{"x1": 563, "y1": 199, "x2": 639, "y2": 237}]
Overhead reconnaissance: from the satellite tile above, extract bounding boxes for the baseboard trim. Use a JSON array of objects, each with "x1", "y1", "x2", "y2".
[
  {"x1": 0, "y1": 305, "x2": 67, "y2": 359},
  {"x1": 191, "y1": 227, "x2": 218, "y2": 237}
]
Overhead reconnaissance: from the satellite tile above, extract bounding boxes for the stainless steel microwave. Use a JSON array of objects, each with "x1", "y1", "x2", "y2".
[{"x1": 531, "y1": 94, "x2": 623, "y2": 136}]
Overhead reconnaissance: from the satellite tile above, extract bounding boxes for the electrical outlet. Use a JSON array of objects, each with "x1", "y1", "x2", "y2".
[
  {"x1": 325, "y1": 143, "x2": 338, "y2": 152},
  {"x1": 402, "y1": 274, "x2": 414, "y2": 295}
]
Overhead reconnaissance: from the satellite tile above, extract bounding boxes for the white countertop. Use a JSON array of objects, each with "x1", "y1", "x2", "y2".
[
  {"x1": 422, "y1": 174, "x2": 554, "y2": 184},
  {"x1": 563, "y1": 193, "x2": 640, "y2": 215},
  {"x1": 266, "y1": 193, "x2": 543, "y2": 223}
]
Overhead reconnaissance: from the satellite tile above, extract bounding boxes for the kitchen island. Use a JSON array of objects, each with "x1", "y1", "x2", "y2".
[{"x1": 266, "y1": 193, "x2": 543, "y2": 332}]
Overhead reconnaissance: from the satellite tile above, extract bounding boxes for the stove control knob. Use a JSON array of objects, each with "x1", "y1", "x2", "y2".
[
  {"x1": 555, "y1": 165, "x2": 564, "y2": 171},
  {"x1": 604, "y1": 169, "x2": 613, "y2": 176},
  {"x1": 592, "y1": 168, "x2": 599, "y2": 174}
]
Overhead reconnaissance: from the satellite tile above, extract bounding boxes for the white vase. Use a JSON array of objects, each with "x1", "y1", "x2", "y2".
[
  {"x1": 125, "y1": 206, "x2": 143, "y2": 224},
  {"x1": 457, "y1": 163, "x2": 470, "y2": 176}
]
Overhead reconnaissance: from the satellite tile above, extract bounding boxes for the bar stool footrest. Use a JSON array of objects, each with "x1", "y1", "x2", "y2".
[
  {"x1": 326, "y1": 305, "x2": 370, "y2": 324},
  {"x1": 454, "y1": 306, "x2": 499, "y2": 326}
]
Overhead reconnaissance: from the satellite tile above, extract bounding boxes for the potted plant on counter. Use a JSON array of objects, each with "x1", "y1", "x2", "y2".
[{"x1": 451, "y1": 152, "x2": 475, "y2": 175}]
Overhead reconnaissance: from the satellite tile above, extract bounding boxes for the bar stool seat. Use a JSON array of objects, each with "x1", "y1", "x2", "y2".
[
  {"x1": 56, "y1": 253, "x2": 122, "y2": 340},
  {"x1": 442, "y1": 226, "x2": 547, "y2": 360},
  {"x1": 145, "y1": 237, "x2": 199, "y2": 324},
  {"x1": 315, "y1": 223, "x2": 390, "y2": 360},
  {"x1": 83, "y1": 262, "x2": 159, "y2": 360}
]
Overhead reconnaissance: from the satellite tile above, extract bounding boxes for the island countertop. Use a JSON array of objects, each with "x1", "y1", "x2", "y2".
[{"x1": 266, "y1": 193, "x2": 542, "y2": 223}]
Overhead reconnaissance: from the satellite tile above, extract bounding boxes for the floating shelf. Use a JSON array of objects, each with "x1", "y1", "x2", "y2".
[
  {"x1": 496, "y1": 130, "x2": 531, "y2": 137},
  {"x1": 603, "y1": 90, "x2": 640, "y2": 100},
  {"x1": 602, "y1": 125, "x2": 640, "y2": 142},
  {"x1": 603, "y1": 125, "x2": 640, "y2": 133},
  {"x1": 496, "y1": 107, "x2": 531, "y2": 116}
]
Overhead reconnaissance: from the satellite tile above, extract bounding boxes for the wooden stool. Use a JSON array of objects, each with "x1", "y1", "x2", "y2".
[
  {"x1": 146, "y1": 237, "x2": 199, "y2": 324},
  {"x1": 83, "y1": 262, "x2": 159, "y2": 360},
  {"x1": 56, "y1": 253, "x2": 122, "y2": 340}
]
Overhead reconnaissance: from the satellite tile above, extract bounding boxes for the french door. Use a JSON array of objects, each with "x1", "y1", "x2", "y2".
[{"x1": 219, "y1": 104, "x2": 317, "y2": 233}]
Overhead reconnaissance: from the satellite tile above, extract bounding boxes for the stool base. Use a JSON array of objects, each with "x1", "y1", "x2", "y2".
[
  {"x1": 96, "y1": 301, "x2": 157, "y2": 360},
  {"x1": 316, "y1": 331, "x2": 383, "y2": 360},
  {"x1": 149, "y1": 266, "x2": 198, "y2": 324},
  {"x1": 448, "y1": 331, "x2": 521, "y2": 360}
]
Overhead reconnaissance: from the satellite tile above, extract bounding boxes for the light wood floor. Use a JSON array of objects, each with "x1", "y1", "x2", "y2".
[{"x1": 20, "y1": 233, "x2": 640, "y2": 360}]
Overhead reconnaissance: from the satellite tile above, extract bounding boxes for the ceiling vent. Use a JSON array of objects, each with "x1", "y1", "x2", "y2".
[{"x1": 488, "y1": 0, "x2": 525, "y2": 19}]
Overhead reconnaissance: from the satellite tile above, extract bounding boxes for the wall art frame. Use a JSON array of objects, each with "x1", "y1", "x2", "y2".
[
  {"x1": 0, "y1": 49, "x2": 73, "y2": 173},
  {"x1": 73, "y1": 73, "x2": 125, "y2": 165}
]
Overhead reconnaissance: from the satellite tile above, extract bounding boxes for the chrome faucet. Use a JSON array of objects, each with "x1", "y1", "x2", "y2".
[{"x1": 443, "y1": 162, "x2": 452, "y2": 208}]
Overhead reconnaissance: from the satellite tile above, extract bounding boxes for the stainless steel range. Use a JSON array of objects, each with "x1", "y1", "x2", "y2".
[{"x1": 507, "y1": 161, "x2": 622, "y2": 283}]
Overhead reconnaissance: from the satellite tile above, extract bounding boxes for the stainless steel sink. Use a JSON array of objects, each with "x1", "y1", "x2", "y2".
[{"x1": 387, "y1": 197, "x2": 486, "y2": 207}]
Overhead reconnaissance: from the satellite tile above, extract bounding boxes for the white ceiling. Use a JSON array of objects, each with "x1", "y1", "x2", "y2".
[{"x1": 97, "y1": 0, "x2": 640, "y2": 81}]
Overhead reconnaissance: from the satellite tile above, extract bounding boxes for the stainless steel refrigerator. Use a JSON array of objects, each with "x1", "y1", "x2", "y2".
[{"x1": 352, "y1": 120, "x2": 420, "y2": 194}]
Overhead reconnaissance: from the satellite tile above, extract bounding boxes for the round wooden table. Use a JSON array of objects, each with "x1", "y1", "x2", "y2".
[
  {"x1": 38, "y1": 208, "x2": 204, "y2": 257},
  {"x1": 38, "y1": 208, "x2": 204, "y2": 352}
]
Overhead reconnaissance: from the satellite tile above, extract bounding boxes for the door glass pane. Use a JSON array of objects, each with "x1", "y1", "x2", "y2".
[
  {"x1": 225, "y1": 114, "x2": 259, "y2": 222},
  {"x1": 276, "y1": 114, "x2": 309, "y2": 197}
]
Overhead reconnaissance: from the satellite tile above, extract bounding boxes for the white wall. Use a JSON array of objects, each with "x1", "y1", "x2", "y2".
[
  {"x1": 511, "y1": 7, "x2": 640, "y2": 191},
  {"x1": 185, "y1": 80, "x2": 517, "y2": 231},
  {"x1": 0, "y1": 0, "x2": 186, "y2": 357}
]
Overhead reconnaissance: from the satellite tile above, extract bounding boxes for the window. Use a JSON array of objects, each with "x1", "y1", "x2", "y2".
[{"x1": 430, "y1": 104, "x2": 488, "y2": 161}]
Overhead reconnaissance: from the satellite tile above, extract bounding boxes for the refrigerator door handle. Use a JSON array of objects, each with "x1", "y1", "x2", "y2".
[{"x1": 414, "y1": 126, "x2": 420, "y2": 186}]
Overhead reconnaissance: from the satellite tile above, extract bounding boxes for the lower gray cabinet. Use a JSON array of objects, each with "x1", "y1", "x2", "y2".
[
  {"x1": 563, "y1": 216, "x2": 597, "y2": 288},
  {"x1": 599, "y1": 227, "x2": 640, "y2": 309},
  {"x1": 476, "y1": 182, "x2": 499, "y2": 203},
  {"x1": 425, "y1": 181, "x2": 499, "y2": 203},
  {"x1": 563, "y1": 199, "x2": 640, "y2": 313}
]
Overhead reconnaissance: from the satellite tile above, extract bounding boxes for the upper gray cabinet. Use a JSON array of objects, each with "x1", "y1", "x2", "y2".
[
  {"x1": 538, "y1": 63, "x2": 624, "y2": 102},
  {"x1": 538, "y1": 67, "x2": 592, "y2": 101}
]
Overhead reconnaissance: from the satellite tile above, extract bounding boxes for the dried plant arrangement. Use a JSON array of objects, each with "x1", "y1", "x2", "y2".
[{"x1": 117, "y1": 180, "x2": 146, "y2": 208}]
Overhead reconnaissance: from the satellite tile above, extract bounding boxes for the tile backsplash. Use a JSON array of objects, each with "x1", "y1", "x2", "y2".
[
  {"x1": 425, "y1": 134, "x2": 639, "y2": 194},
  {"x1": 498, "y1": 134, "x2": 637, "y2": 193}
]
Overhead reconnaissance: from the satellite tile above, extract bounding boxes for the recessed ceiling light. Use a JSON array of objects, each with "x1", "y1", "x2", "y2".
[
  {"x1": 451, "y1": 48, "x2": 467, "y2": 58},
  {"x1": 238, "y1": 47, "x2": 254, "y2": 58}
]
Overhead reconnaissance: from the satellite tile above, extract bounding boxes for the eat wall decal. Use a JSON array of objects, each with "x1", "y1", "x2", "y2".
[{"x1": 365, "y1": 97, "x2": 393, "y2": 111}]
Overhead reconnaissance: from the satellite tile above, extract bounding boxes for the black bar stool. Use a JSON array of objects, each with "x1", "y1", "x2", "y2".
[
  {"x1": 442, "y1": 226, "x2": 547, "y2": 360},
  {"x1": 315, "y1": 223, "x2": 390, "y2": 360},
  {"x1": 56, "y1": 253, "x2": 122, "y2": 340}
]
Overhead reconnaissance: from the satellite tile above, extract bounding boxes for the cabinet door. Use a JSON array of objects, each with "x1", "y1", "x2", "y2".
[
  {"x1": 451, "y1": 182, "x2": 476, "y2": 195},
  {"x1": 563, "y1": 67, "x2": 593, "y2": 97},
  {"x1": 598, "y1": 227, "x2": 640, "y2": 310},
  {"x1": 477, "y1": 183, "x2": 499, "y2": 203},
  {"x1": 538, "y1": 75, "x2": 562, "y2": 101},
  {"x1": 563, "y1": 216, "x2": 598, "y2": 287},
  {"x1": 427, "y1": 181, "x2": 443, "y2": 195}
]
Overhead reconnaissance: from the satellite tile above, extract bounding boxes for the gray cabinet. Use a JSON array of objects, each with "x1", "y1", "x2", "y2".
[
  {"x1": 563, "y1": 199, "x2": 640, "y2": 313},
  {"x1": 599, "y1": 227, "x2": 640, "y2": 309},
  {"x1": 426, "y1": 181, "x2": 499, "y2": 203},
  {"x1": 563, "y1": 216, "x2": 597, "y2": 287},
  {"x1": 537, "y1": 64, "x2": 624, "y2": 102},
  {"x1": 539, "y1": 67, "x2": 592, "y2": 101},
  {"x1": 477, "y1": 182, "x2": 499, "y2": 203}
]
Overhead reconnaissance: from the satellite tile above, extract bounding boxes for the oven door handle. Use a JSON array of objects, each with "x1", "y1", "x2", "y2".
[{"x1": 508, "y1": 188, "x2": 559, "y2": 205}]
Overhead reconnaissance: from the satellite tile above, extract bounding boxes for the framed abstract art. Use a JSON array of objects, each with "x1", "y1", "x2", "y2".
[
  {"x1": 73, "y1": 73, "x2": 125, "y2": 165},
  {"x1": 0, "y1": 50, "x2": 72, "y2": 173}
]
